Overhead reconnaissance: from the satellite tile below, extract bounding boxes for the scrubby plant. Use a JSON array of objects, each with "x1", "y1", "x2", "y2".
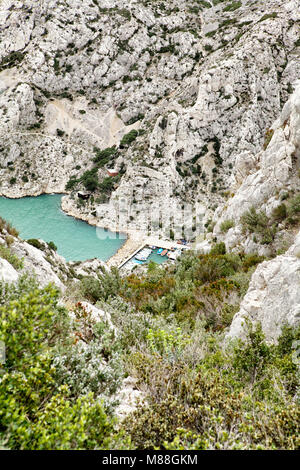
[
  {"x1": 93, "y1": 146, "x2": 118, "y2": 167},
  {"x1": 272, "y1": 203, "x2": 287, "y2": 221},
  {"x1": 119, "y1": 129, "x2": 138, "y2": 148},
  {"x1": 0, "y1": 245, "x2": 23, "y2": 270},
  {"x1": 223, "y1": 1, "x2": 241, "y2": 12},
  {"x1": 220, "y1": 219, "x2": 235, "y2": 232},
  {"x1": 54, "y1": 305, "x2": 123, "y2": 397},
  {"x1": 240, "y1": 207, "x2": 276, "y2": 245},
  {"x1": 288, "y1": 193, "x2": 300, "y2": 217},
  {"x1": 263, "y1": 128, "x2": 274, "y2": 149},
  {"x1": 124, "y1": 322, "x2": 300, "y2": 450},
  {"x1": 27, "y1": 238, "x2": 44, "y2": 250},
  {"x1": 210, "y1": 242, "x2": 226, "y2": 255},
  {"x1": 0, "y1": 278, "x2": 130, "y2": 450},
  {"x1": 47, "y1": 241, "x2": 57, "y2": 251}
]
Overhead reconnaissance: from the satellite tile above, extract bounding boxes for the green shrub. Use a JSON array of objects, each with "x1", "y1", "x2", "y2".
[
  {"x1": 27, "y1": 238, "x2": 44, "y2": 250},
  {"x1": 258, "y1": 12, "x2": 278, "y2": 23},
  {"x1": 220, "y1": 219, "x2": 235, "y2": 233},
  {"x1": 240, "y1": 207, "x2": 276, "y2": 244},
  {"x1": 65, "y1": 176, "x2": 78, "y2": 191},
  {"x1": 288, "y1": 193, "x2": 300, "y2": 216},
  {"x1": 0, "y1": 278, "x2": 130, "y2": 450},
  {"x1": 272, "y1": 203, "x2": 287, "y2": 221},
  {"x1": 240, "y1": 207, "x2": 267, "y2": 233},
  {"x1": 98, "y1": 176, "x2": 115, "y2": 194},
  {"x1": 210, "y1": 242, "x2": 226, "y2": 255},
  {"x1": 241, "y1": 253, "x2": 265, "y2": 271},
  {"x1": 223, "y1": 1, "x2": 241, "y2": 12},
  {"x1": 120, "y1": 129, "x2": 138, "y2": 148},
  {"x1": 47, "y1": 241, "x2": 57, "y2": 251},
  {"x1": 0, "y1": 245, "x2": 23, "y2": 270},
  {"x1": 5, "y1": 221, "x2": 19, "y2": 237},
  {"x1": 56, "y1": 128, "x2": 65, "y2": 137},
  {"x1": 263, "y1": 128, "x2": 274, "y2": 149}
]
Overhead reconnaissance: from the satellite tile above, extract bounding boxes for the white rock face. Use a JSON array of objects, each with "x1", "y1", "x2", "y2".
[
  {"x1": 214, "y1": 81, "x2": 300, "y2": 255},
  {"x1": 0, "y1": 258, "x2": 19, "y2": 283},
  {"x1": 11, "y1": 240, "x2": 65, "y2": 290},
  {"x1": 0, "y1": 0, "x2": 299, "y2": 231},
  {"x1": 115, "y1": 376, "x2": 144, "y2": 419},
  {"x1": 227, "y1": 231, "x2": 300, "y2": 342},
  {"x1": 0, "y1": 0, "x2": 300, "y2": 342}
]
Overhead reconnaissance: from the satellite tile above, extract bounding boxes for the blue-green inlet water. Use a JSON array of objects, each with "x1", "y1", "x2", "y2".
[{"x1": 0, "y1": 194, "x2": 126, "y2": 262}]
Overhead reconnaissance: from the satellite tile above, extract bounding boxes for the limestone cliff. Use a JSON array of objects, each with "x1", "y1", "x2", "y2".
[{"x1": 0, "y1": 0, "x2": 300, "y2": 341}]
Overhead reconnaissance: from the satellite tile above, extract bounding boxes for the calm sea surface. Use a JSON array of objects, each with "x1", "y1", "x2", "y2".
[{"x1": 0, "y1": 194, "x2": 126, "y2": 262}]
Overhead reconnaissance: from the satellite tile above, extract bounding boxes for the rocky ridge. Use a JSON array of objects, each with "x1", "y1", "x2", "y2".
[{"x1": 0, "y1": 0, "x2": 300, "y2": 341}]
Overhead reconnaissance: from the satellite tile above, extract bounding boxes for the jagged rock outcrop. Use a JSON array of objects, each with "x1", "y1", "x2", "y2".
[
  {"x1": 0, "y1": 0, "x2": 300, "y2": 342},
  {"x1": 0, "y1": 258, "x2": 19, "y2": 283},
  {"x1": 115, "y1": 376, "x2": 144, "y2": 420},
  {"x1": 76, "y1": 301, "x2": 116, "y2": 333},
  {"x1": 0, "y1": 0, "x2": 299, "y2": 237},
  {"x1": 227, "y1": 230, "x2": 300, "y2": 342},
  {"x1": 11, "y1": 239, "x2": 66, "y2": 289},
  {"x1": 213, "y1": 81, "x2": 300, "y2": 256}
]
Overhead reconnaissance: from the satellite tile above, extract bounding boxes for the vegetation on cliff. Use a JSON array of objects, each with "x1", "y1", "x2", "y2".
[{"x1": 1, "y1": 248, "x2": 299, "y2": 450}]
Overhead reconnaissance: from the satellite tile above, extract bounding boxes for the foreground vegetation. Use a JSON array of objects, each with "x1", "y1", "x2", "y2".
[{"x1": 0, "y1": 247, "x2": 299, "y2": 450}]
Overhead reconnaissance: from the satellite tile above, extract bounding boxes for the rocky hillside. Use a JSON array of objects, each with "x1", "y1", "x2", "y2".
[
  {"x1": 0, "y1": 0, "x2": 299, "y2": 232},
  {"x1": 0, "y1": 1, "x2": 300, "y2": 338}
]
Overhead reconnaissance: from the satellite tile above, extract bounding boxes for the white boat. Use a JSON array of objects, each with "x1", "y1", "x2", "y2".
[{"x1": 135, "y1": 248, "x2": 152, "y2": 261}]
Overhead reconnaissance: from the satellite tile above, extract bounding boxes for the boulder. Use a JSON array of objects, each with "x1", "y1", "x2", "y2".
[
  {"x1": 0, "y1": 258, "x2": 19, "y2": 283},
  {"x1": 227, "y1": 231, "x2": 300, "y2": 342}
]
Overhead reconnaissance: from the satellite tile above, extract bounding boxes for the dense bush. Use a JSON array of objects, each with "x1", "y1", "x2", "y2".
[
  {"x1": 0, "y1": 278, "x2": 129, "y2": 450},
  {"x1": 119, "y1": 129, "x2": 138, "y2": 148},
  {"x1": 116, "y1": 251, "x2": 257, "y2": 329},
  {"x1": 0, "y1": 218, "x2": 19, "y2": 237},
  {"x1": 47, "y1": 241, "x2": 57, "y2": 251},
  {"x1": 124, "y1": 322, "x2": 300, "y2": 450},
  {"x1": 1, "y1": 245, "x2": 299, "y2": 450},
  {"x1": 220, "y1": 219, "x2": 235, "y2": 233},
  {"x1": 0, "y1": 244, "x2": 23, "y2": 270},
  {"x1": 93, "y1": 146, "x2": 118, "y2": 167},
  {"x1": 240, "y1": 207, "x2": 276, "y2": 244},
  {"x1": 27, "y1": 238, "x2": 44, "y2": 250}
]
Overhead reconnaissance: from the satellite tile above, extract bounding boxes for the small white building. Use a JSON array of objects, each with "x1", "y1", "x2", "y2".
[{"x1": 107, "y1": 168, "x2": 119, "y2": 177}]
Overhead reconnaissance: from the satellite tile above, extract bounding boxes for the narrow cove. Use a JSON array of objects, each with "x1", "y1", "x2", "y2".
[{"x1": 0, "y1": 194, "x2": 126, "y2": 262}]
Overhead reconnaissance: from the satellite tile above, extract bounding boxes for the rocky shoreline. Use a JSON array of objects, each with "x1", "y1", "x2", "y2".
[
  {"x1": 0, "y1": 188, "x2": 149, "y2": 268},
  {"x1": 60, "y1": 195, "x2": 148, "y2": 267}
]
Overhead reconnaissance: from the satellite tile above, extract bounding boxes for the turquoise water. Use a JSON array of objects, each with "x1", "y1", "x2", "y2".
[
  {"x1": 147, "y1": 251, "x2": 168, "y2": 264},
  {"x1": 131, "y1": 250, "x2": 168, "y2": 266},
  {"x1": 0, "y1": 194, "x2": 126, "y2": 262}
]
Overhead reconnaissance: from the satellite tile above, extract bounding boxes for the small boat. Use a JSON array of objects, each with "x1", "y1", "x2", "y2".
[
  {"x1": 135, "y1": 248, "x2": 152, "y2": 261},
  {"x1": 157, "y1": 248, "x2": 163, "y2": 254},
  {"x1": 135, "y1": 254, "x2": 147, "y2": 261},
  {"x1": 150, "y1": 246, "x2": 157, "y2": 250},
  {"x1": 161, "y1": 249, "x2": 168, "y2": 256}
]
